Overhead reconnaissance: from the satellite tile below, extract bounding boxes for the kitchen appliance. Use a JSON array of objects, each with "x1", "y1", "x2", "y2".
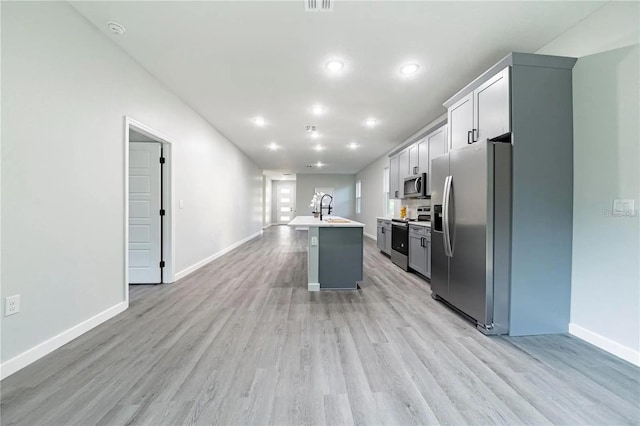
[
  {"x1": 431, "y1": 140, "x2": 512, "y2": 335},
  {"x1": 403, "y1": 173, "x2": 428, "y2": 199},
  {"x1": 391, "y1": 218, "x2": 414, "y2": 271},
  {"x1": 416, "y1": 205, "x2": 431, "y2": 222}
]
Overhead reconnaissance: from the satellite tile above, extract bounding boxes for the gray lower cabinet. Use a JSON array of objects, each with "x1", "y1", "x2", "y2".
[
  {"x1": 384, "y1": 221, "x2": 392, "y2": 255},
  {"x1": 409, "y1": 225, "x2": 430, "y2": 278},
  {"x1": 425, "y1": 231, "x2": 431, "y2": 278},
  {"x1": 377, "y1": 220, "x2": 385, "y2": 252},
  {"x1": 377, "y1": 219, "x2": 392, "y2": 255}
]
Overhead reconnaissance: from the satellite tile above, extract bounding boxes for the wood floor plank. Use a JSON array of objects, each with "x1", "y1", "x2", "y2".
[{"x1": 2, "y1": 226, "x2": 639, "y2": 426}]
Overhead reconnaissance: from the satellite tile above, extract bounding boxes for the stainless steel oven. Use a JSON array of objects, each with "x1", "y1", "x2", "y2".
[{"x1": 391, "y1": 220, "x2": 409, "y2": 271}]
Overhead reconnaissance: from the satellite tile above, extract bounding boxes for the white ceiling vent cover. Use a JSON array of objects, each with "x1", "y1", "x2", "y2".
[{"x1": 305, "y1": 0, "x2": 334, "y2": 12}]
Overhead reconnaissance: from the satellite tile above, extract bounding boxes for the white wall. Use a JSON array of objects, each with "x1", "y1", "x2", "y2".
[
  {"x1": 1, "y1": 2, "x2": 262, "y2": 371},
  {"x1": 296, "y1": 174, "x2": 356, "y2": 219},
  {"x1": 570, "y1": 45, "x2": 639, "y2": 363},
  {"x1": 535, "y1": 1, "x2": 639, "y2": 364},
  {"x1": 263, "y1": 176, "x2": 272, "y2": 228},
  {"x1": 355, "y1": 156, "x2": 389, "y2": 237}
]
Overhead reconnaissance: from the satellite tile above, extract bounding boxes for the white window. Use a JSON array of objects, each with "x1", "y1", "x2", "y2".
[{"x1": 355, "y1": 180, "x2": 362, "y2": 214}]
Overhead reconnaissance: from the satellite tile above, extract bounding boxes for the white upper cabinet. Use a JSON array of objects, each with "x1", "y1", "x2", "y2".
[
  {"x1": 417, "y1": 137, "x2": 428, "y2": 174},
  {"x1": 448, "y1": 66, "x2": 510, "y2": 151},
  {"x1": 475, "y1": 67, "x2": 510, "y2": 142},
  {"x1": 409, "y1": 144, "x2": 419, "y2": 176},
  {"x1": 398, "y1": 149, "x2": 410, "y2": 197},
  {"x1": 448, "y1": 92, "x2": 474, "y2": 151},
  {"x1": 427, "y1": 125, "x2": 447, "y2": 195},
  {"x1": 389, "y1": 155, "x2": 400, "y2": 199}
]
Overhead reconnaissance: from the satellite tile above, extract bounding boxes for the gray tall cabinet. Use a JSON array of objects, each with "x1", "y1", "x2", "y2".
[{"x1": 443, "y1": 52, "x2": 576, "y2": 335}]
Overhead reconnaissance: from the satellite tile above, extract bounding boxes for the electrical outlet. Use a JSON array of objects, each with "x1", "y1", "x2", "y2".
[{"x1": 5, "y1": 295, "x2": 20, "y2": 316}]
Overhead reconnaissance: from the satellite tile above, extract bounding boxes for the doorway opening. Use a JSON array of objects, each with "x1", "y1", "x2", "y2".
[
  {"x1": 275, "y1": 180, "x2": 296, "y2": 224},
  {"x1": 125, "y1": 117, "x2": 174, "y2": 299}
]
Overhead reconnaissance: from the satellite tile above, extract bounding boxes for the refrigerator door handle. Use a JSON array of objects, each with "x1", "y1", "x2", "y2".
[
  {"x1": 447, "y1": 175, "x2": 454, "y2": 256},
  {"x1": 443, "y1": 175, "x2": 453, "y2": 257}
]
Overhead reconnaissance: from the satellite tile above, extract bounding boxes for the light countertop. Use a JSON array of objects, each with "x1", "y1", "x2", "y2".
[
  {"x1": 288, "y1": 216, "x2": 365, "y2": 228},
  {"x1": 409, "y1": 221, "x2": 431, "y2": 228}
]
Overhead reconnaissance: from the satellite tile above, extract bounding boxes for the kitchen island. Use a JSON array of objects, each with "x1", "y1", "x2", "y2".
[{"x1": 288, "y1": 216, "x2": 364, "y2": 291}]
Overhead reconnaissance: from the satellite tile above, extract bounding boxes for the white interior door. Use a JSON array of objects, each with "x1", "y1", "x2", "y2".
[
  {"x1": 129, "y1": 142, "x2": 162, "y2": 283},
  {"x1": 276, "y1": 181, "x2": 296, "y2": 224}
]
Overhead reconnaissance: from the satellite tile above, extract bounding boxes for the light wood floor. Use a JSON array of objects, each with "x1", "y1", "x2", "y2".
[{"x1": 2, "y1": 226, "x2": 639, "y2": 425}]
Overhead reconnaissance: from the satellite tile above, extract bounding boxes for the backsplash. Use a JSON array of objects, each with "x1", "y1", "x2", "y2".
[
  {"x1": 404, "y1": 199, "x2": 431, "y2": 218},
  {"x1": 394, "y1": 198, "x2": 431, "y2": 218}
]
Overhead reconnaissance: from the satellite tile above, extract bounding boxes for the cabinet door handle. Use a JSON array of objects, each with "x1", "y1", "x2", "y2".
[
  {"x1": 467, "y1": 130, "x2": 472, "y2": 144},
  {"x1": 473, "y1": 128, "x2": 478, "y2": 142}
]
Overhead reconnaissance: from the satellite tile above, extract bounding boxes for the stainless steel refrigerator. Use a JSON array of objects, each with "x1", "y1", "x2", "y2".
[{"x1": 431, "y1": 140, "x2": 512, "y2": 335}]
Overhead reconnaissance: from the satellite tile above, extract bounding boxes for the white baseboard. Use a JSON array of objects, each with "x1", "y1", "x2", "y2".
[
  {"x1": 363, "y1": 231, "x2": 376, "y2": 241},
  {"x1": 175, "y1": 230, "x2": 262, "y2": 280},
  {"x1": 308, "y1": 283, "x2": 320, "y2": 291},
  {"x1": 569, "y1": 323, "x2": 640, "y2": 367},
  {"x1": 262, "y1": 223, "x2": 272, "y2": 229},
  {"x1": 0, "y1": 301, "x2": 128, "y2": 380}
]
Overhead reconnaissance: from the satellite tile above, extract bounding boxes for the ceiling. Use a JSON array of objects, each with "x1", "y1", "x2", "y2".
[{"x1": 71, "y1": 1, "x2": 605, "y2": 174}]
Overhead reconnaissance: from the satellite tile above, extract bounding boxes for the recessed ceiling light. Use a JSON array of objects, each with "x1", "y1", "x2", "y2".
[
  {"x1": 312, "y1": 105, "x2": 325, "y2": 115},
  {"x1": 400, "y1": 63, "x2": 420, "y2": 75},
  {"x1": 268, "y1": 142, "x2": 279, "y2": 150},
  {"x1": 365, "y1": 118, "x2": 377, "y2": 127},
  {"x1": 316, "y1": 161, "x2": 324, "y2": 168},
  {"x1": 326, "y1": 60, "x2": 344, "y2": 72},
  {"x1": 314, "y1": 144, "x2": 324, "y2": 151},
  {"x1": 107, "y1": 21, "x2": 126, "y2": 36},
  {"x1": 310, "y1": 131, "x2": 320, "y2": 139},
  {"x1": 348, "y1": 142, "x2": 359, "y2": 150},
  {"x1": 253, "y1": 116, "x2": 266, "y2": 126}
]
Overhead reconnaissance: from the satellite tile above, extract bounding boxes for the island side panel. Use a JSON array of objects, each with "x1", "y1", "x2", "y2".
[
  {"x1": 318, "y1": 227, "x2": 363, "y2": 290},
  {"x1": 308, "y1": 227, "x2": 320, "y2": 291}
]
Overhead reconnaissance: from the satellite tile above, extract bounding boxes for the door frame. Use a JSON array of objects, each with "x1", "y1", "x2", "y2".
[{"x1": 124, "y1": 116, "x2": 175, "y2": 302}]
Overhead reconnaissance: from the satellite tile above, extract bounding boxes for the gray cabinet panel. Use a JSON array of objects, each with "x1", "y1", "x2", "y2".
[
  {"x1": 409, "y1": 226, "x2": 428, "y2": 277},
  {"x1": 377, "y1": 223, "x2": 385, "y2": 251},
  {"x1": 384, "y1": 222, "x2": 392, "y2": 254},
  {"x1": 425, "y1": 233, "x2": 431, "y2": 279},
  {"x1": 318, "y1": 227, "x2": 363, "y2": 290}
]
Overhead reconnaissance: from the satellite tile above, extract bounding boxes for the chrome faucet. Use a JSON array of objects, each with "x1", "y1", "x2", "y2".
[{"x1": 319, "y1": 194, "x2": 333, "y2": 220}]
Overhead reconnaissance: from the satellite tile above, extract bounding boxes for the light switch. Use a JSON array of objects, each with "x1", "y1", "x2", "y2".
[
  {"x1": 311, "y1": 236, "x2": 318, "y2": 246},
  {"x1": 613, "y1": 199, "x2": 635, "y2": 216},
  {"x1": 179, "y1": 200, "x2": 184, "y2": 209}
]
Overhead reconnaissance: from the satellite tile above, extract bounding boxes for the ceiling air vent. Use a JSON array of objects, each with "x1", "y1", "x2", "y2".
[{"x1": 305, "y1": 0, "x2": 334, "y2": 12}]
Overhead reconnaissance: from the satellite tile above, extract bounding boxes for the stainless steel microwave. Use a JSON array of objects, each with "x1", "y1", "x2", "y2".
[{"x1": 403, "y1": 173, "x2": 428, "y2": 198}]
